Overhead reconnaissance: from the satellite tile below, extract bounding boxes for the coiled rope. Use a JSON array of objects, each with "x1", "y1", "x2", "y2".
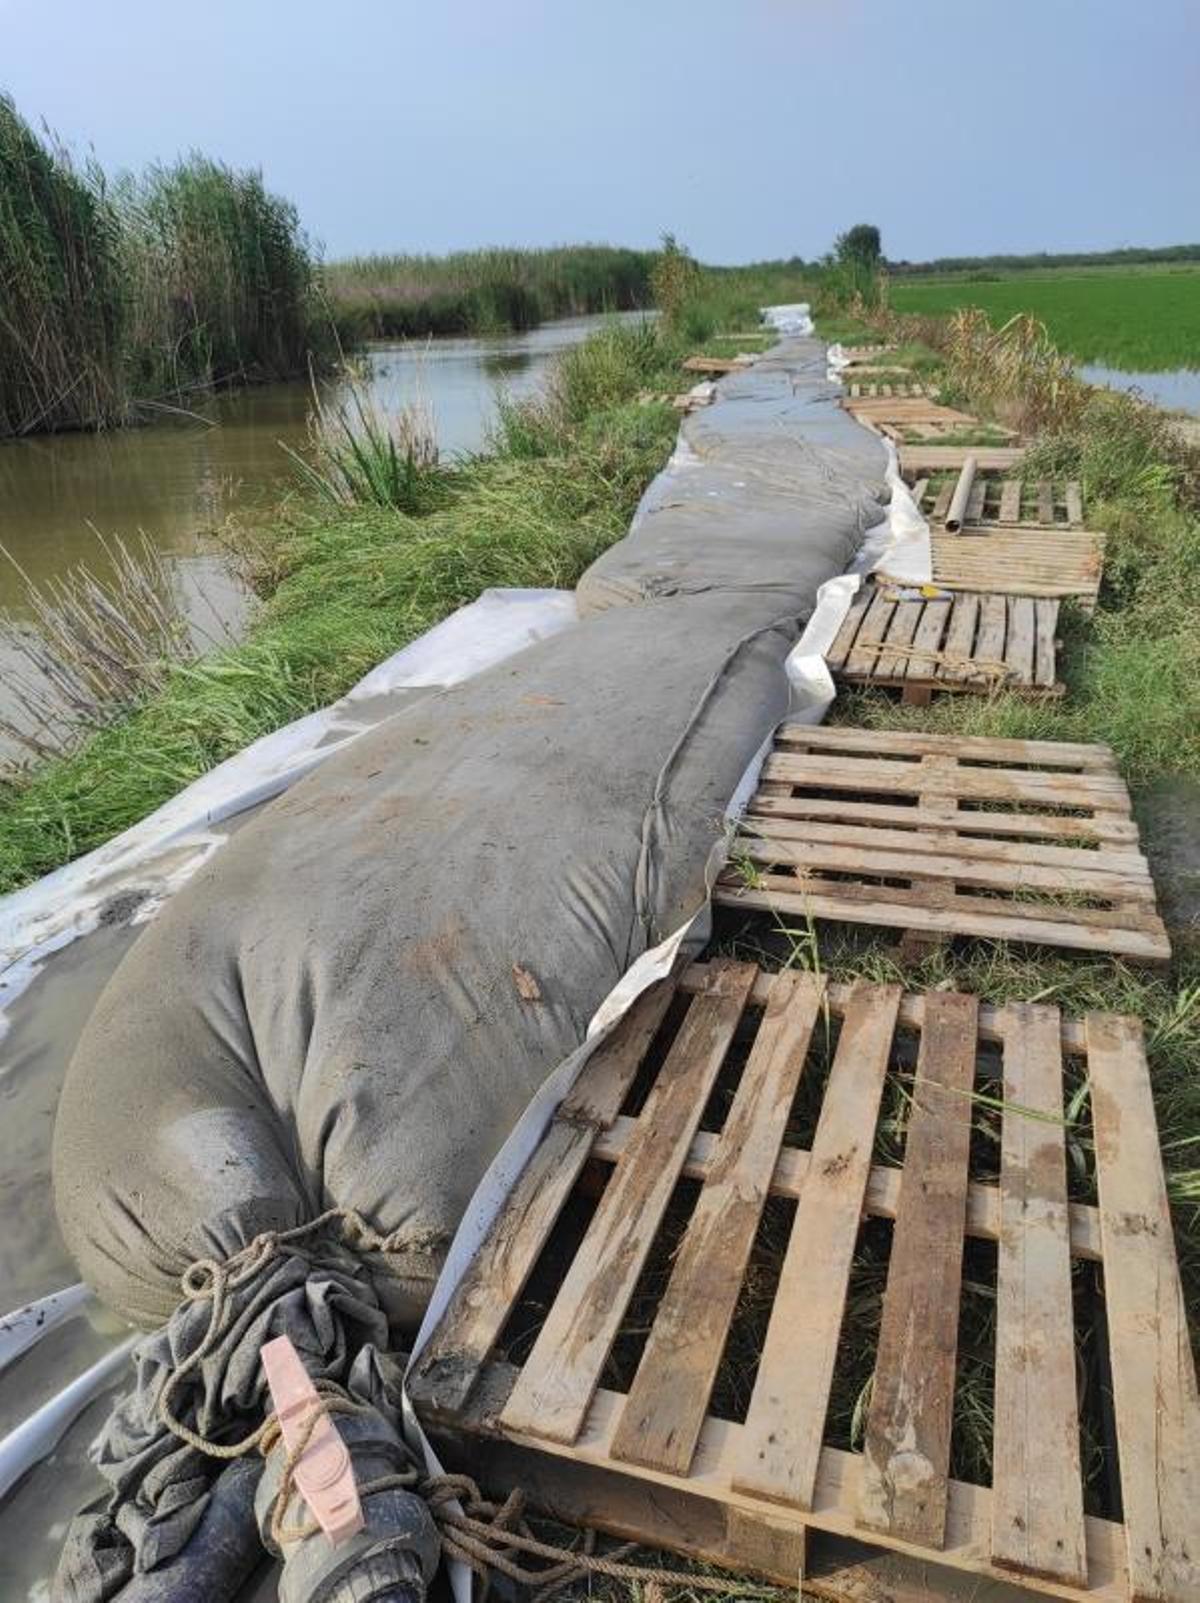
[{"x1": 156, "y1": 1215, "x2": 785, "y2": 1596}]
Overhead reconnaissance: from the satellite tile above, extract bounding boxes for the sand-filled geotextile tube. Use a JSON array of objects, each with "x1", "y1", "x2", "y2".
[{"x1": 49, "y1": 335, "x2": 888, "y2": 1600}]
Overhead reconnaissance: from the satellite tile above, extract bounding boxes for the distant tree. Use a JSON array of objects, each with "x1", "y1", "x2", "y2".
[{"x1": 834, "y1": 224, "x2": 883, "y2": 268}]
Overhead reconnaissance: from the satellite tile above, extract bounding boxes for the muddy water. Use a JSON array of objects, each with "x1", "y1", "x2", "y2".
[{"x1": 0, "y1": 312, "x2": 648, "y2": 755}]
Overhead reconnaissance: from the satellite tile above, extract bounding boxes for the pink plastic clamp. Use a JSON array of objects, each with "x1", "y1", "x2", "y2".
[{"x1": 261, "y1": 1334, "x2": 365, "y2": 1546}]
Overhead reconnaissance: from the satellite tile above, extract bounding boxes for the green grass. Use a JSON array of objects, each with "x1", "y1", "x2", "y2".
[
  {"x1": 889, "y1": 268, "x2": 1200, "y2": 371},
  {"x1": 0, "y1": 321, "x2": 690, "y2": 892}
]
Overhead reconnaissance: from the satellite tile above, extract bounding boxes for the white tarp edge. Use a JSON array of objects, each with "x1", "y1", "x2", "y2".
[{"x1": 0, "y1": 588, "x2": 578, "y2": 1035}]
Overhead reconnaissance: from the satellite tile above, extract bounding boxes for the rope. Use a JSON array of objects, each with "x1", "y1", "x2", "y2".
[
  {"x1": 848, "y1": 637, "x2": 1012, "y2": 681},
  {"x1": 156, "y1": 1218, "x2": 788, "y2": 1596},
  {"x1": 156, "y1": 1207, "x2": 410, "y2": 1459}
]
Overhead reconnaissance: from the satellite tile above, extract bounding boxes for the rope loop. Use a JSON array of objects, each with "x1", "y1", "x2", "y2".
[{"x1": 154, "y1": 1215, "x2": 787, "y2": 1595}]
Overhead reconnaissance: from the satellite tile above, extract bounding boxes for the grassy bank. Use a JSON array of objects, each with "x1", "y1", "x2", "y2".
[
  {"x1": 0, "y1": 94, "x2": 324, "y2": 436},
  {"x1": 324, "y1": 245, "x2": 656, "y2": 339},
  {"x1": 0, "y1": 318, "x2": 707, "y2": 891},
  {"x1": 889, "y1": 266, "x2": 1200, "y2": 370}
]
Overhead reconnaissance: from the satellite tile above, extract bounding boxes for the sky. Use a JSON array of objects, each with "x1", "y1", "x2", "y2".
[{"x1": 2, "y1": 0, "x2": 1196, "y2": 265}]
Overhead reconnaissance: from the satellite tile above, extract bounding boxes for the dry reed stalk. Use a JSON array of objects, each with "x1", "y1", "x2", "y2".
[{"x1": 0, "y1": 531, "x2": 198, "y2": 764}]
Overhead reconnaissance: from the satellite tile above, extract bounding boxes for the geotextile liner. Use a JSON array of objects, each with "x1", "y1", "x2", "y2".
[{"x1": 49, "y1": 335, "x2": 888, "y2": 1598}]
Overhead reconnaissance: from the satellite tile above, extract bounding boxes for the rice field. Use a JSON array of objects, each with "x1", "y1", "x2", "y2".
[{"x1": 889, "y1": 266, "x2": 1200, "y2": 371}]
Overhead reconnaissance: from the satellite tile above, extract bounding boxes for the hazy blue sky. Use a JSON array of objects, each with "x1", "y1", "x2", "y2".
[{"x1": 2, "y1": 0, "x2": 1195, "y2": 263}]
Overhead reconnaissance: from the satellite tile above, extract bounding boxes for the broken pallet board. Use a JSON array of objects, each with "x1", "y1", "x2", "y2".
[
  {"x1": 715, "y1": 725, "x2": 1170, "y2": 964},
  {"x1": 901, "y1": 444, "x2": 1026, "y2": 472},
  {"x1": 925, "y1": 528, "x2": 1108, "y2": 609},
  {"x1": 681, "y1": 354, "x2": 753, "y2": 374},
  {"x1": 410, "y1": 959, "x2": 1196, "y2": 1600},
  {"x1": 827, "y1": 585, "x2": 1063, "y2": 699}
]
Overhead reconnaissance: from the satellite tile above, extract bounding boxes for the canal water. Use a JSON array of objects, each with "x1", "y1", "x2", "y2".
[
  {"x1": 1077, "y1": 361, "x2": 1200, "y2": 415},
  {"x1": 0, "y1": 312, "x2": 648, "y2": 759}
]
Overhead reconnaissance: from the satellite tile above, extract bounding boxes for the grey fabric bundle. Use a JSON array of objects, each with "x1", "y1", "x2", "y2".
[{"x1": 50, "y1": 335, "x2": 888, "y2": 1598}]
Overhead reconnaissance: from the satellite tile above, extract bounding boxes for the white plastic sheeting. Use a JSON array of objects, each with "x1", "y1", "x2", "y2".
[{"x1": 761, "y1": 302, "x2": 814, "y2": 336}]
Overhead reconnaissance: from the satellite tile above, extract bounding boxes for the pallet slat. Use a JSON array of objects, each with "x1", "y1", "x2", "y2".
[
  {"x1": 732, "y1": 982, "x2": 902, "y2": 1509},
  {"x1": 991, "y1": 1003, "x2": 1087, "y2": 1587},
  {"x1": 411, "y1": 978, "x2": 678, "y2": 1412},
  {"x1": 610, "y1": 971, "x2": 824, "y2": 1475},
  {"x1": 1087, "y1": 1013, "x2": 1200, "y2": 1603},
  {"x1": 859, "y1": 992, "x2": 977, "y2": 1548},
  {"x1": 499, "y1": 962, "x2": 757, "y2": 1442}
]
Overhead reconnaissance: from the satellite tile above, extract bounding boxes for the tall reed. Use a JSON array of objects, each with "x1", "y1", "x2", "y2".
[
  {"x1": 0, "y1": 95, "x2": 127, "y2": 434},
  {"x1": 0, "y1": 533, "x2": 199, "y2": 760},
  {"x1": 0, "y1": 95, "x2": 325, "y2": 437},
  {"x1": 324, "y1": 245, "x2": 655, "y2": 340}
]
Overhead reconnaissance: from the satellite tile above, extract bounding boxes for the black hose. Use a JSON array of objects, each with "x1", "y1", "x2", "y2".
[{"x1": 115, "y1": 1458, "x2": 263, "y2": 1602}]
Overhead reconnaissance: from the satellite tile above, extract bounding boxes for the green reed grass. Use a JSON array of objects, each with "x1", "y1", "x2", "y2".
[
  {"x1": 324, "y1": 244, "x2": 656, "y2": 340},
  {"x1": 0, "y1": 94, "x2": 324, "y2": 436}
]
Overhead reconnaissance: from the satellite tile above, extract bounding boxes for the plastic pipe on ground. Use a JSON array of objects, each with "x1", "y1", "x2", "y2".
[{"x1": 944, "y1": 455, "x2": 978, "y2": 533}]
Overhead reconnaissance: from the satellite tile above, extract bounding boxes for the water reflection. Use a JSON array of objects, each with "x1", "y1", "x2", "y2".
[{"x1": 1077, "y1": 363, "x2": 1200, "y2": 416}]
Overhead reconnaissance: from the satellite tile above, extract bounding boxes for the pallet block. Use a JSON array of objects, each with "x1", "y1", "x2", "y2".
[
  {"x1": 716, "y1": 726, "x2": 1170, "y2": 964},
  {"x1": 411, "y1": 959, "x2": 1196, "y2": 1601}
]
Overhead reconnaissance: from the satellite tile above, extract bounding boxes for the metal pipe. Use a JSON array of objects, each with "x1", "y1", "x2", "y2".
[{"x1": 944, "y1": 455, "x2": 978, "y2": 533}]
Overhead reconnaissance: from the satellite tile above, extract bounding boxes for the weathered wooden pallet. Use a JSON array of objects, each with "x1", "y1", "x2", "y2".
[
  {"x1": 846, "y1": 396, "x2": 974, "y2": 423},
  {"x1": 410, "y1": 958, "x2": 1196, "y2": 1600},
  {"x1": 827, "y1": 584, "x2": 1063, "y2": 701},
  {"x1": 847, "y1": 380, "x2": 930, "y2": 398},
  {"x1": 925, "y1": 528, "x2": 1107, "y2": 609},
  {"x1": 901, "y1": 444, "x2": 1026, "y2": 472},
  {"x1": 841, "y1": 343, "x2": 894, "y2": 362},
  {"x1": 844, "y1": 396, "x2": 1010, "y2": 446},
  {"x1": 716, "y1": 726, "x2": 1170, "y2": 964},
  {"x1": 911, "y1": 473, "x2": 1086, "y2": 529},
  {"x1": 681, "y1": 354, "x2": 753, "y2": 374}
]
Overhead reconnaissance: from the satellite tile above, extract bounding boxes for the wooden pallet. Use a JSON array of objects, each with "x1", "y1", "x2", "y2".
[
  {"x1": 827, "y1": 584, "x2": 1063, "y2": 700},
  {"x1": 410, "y1": 958, "x2": 1196, "y2": 1600},
  {"x1": 926, "y1": 528, "x2": 1107, "y2": 608},
  {"x1": 901, "y1": 444, "x2": 1026, "y2": 472},
  {"x1": 715, "y1": 726, "x2": 1170, "y2": 963},
  {"x1": 912, "y1": 473, "x2": 1086, "y2": 528},
  {"x1": 847, "y1": 380, "x2": 929, "y2": 398},
  {"x1": 844, "y1": 397, "x2": 1002, "y2": 445},
  {"x1": 840, "y1": 343, "x2": 894, "y2": 362},
  {"x1": 682, "y1": 354, "x2": 753, "y2": 374}
]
